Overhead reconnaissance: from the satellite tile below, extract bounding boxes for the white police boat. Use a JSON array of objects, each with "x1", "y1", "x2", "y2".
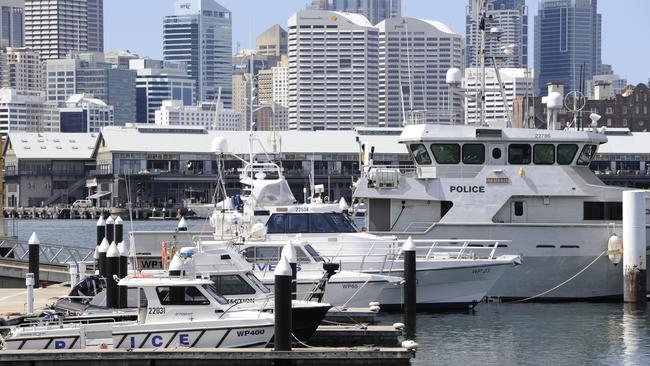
[{"x1": 1, "y1": 276, "x2": 274, "y2": 350}]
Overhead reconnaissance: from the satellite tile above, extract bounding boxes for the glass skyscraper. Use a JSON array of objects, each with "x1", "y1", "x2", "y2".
[
  {"x1": 0, "y1": 0, "x2": 24, "y2": 48},
  {"x1": 163, "y1": 0, "x2": 232, "y2": 107},
  {"x1": 534, "y1": 0, "x2": 602, "y2": 96}
]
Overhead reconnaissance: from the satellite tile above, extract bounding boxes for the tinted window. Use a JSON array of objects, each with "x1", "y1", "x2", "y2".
[
  {"x1": 409, "y1": 144, "x2": 432, "y2": 165},
  {"x1": 557, "y1": 144, "x2": 578, "y2": 165},
  {"x1": 201, "y1": 284, "x2": 229, "y2": 305},
  {"x1": 246, "y1": 273, "x2": 270, "y2": 293},
  {"x1": 156, "y1": 286, "x2": 210, "y2": 306},
  {"x1": 310, "y1": 214, "x2": 334, "y2": 233},
  {"x1": 267, "y1": 214, "x2": 286, "y2": 233},
  {"x1": 533, "y1": 144, "x2": 555, "y2": 165},
  {"x1": 431, "y1": 144, "x2": 460, "y2": 164},
  {"x1": 577, "y1": 144, "x2": 597, "y2": 165},
  {"x1": 508, "y1": 144, "x2": 532, "y2": 164},
  {"x1": 303, "y1": 244, "x2": 323, "y2": 262},
  {"x1": 245, "y1": 246, "x2": 281, "y2": 263},
  {"x1": 287, "y1": 214, "x2": 309, "y2": 233},
  {"x1": 326, "y1": 213, "x2": 357, "y2": 233},
  {"x1": 514, "y1": 202, "x2": 524, "y2": 216},
  {"x1": 295, "y1": 247, "x2": 311, "y2": 263},
  {"x1": 583, "y1": 202, "x2": 622, "y2": 220},
  {"x1": 210, "y1": 275, "x2": 256, "y2": 295},
  {"x1": 462, "y1": 144, "x2": 485, "y2": 164}
]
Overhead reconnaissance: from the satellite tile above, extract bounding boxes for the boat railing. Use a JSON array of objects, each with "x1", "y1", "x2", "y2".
[
  {"x1": 399, "y1": 221, "x2": 436, "y2": 233},
  {"x1": 362, "y1": 164, "x2": 417, "y2": 175},
  {"x1": 0, "y1": 238, "x2": 94, "y2": 265},
  {"x1": 323, "y1": 238, "x2": 512, "y2": 273}
]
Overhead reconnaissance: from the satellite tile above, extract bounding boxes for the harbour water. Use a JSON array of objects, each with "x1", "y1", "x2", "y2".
[{"x1": 8, "y1": 219, "x2": 650, "y2": 365}]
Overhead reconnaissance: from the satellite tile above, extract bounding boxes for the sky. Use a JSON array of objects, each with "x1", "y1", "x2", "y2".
[{"x1": 105, "y1": 0, "x2": 650, "y2": 84}]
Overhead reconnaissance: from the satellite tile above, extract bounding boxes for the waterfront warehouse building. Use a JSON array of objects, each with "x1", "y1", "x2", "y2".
[
  {"x1": 163, "y1": 0, "x2": 232, "y2": 106},
  {"x1": 288, "y1": 10, "x2": 379, "y2": 130}
]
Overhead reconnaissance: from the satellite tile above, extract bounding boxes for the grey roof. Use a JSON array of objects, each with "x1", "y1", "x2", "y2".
[
  {"x1": 5, "y1": 132, "x2": 99, "y2": 160},
  {"x1": 97, "y1": 125, "x2": 406, "y2": 156}
]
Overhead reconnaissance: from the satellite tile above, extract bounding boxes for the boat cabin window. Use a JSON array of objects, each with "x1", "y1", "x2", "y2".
[
  {"x1": 156, "y1": 286, "x2": 210, "y2": 306},
  {"x1": 430, "y1": 144, "x2": 460, "y2": 164},
  {"x1": 303, "y1": 244, "x2": 323, "y2": 262},
  {"x1": 557, "y1": 144, "x2": 578, "y2": 165},
  {"x1": 246, "y1": 273, "x2": 271, "y2": 293},
  {"x1": 583, "y1": 202, "x2": 622, "y2": 220},
  {"x1": 492, "y1": 148, "x2": 502, "y2": 159},
  {"x1": 244, "y1": 246, "x2": 311, "y2": 263},
  {"x1": 201, "y1": 284, "x2": 229, "y2": 305},
  {"x1": 533, "y1": 144, "x2": 555, "y2": 165},
  {"x1": 288, "y1": 214, "x2": 309, "y2": 233},
  {"x1": 409, "y1": 144, "x2": 432, "y2": 165},
  {"x1": 508, "y1": 144, "x2": 531, "y2": 164},
  {"x1": 210, "y1": 275, "x2": 256, "y2": 295},
  {"x1": 267, "y1": 213, "x2": 357, "y2": 234},
  {"x1": 462, "y1": 144, "x2": 485, "y2": 164},
  {"x1": 514, "y1": 201, "x2": 524, "y2": 216},
  {"x1": 577, "y1": 144, "x2": 598, "y2": 166}
]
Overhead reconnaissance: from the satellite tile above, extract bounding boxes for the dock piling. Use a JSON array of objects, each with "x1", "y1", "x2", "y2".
[
  {"x1": 96, "y1": 216, "x2": 106, "y2": 272},
  {"x1": 25, "y1": 273, "x2": 34, "y2": 315},
  {"x1": 623, "y1": 190, "x2": 647, "y2": 305},
  {"x1": 106, "y1": 241, "x2": 120, "y2": 309},
  {"x1": 178, "y1": 216, "x2": 188, "y2": 231},
  {"x1": 105, "y1": 216, "x2": 115, "y2": 245},
  {"x1": 274, "y1": 255, "x2": 292, "y2": 352},
  {"x1": 281, "y1": 241, "x2": 298, "y2": 300},
  {"x1": 114, "y1": 216, "x2": 124, "y2": 244},
  {"x1": 28, "y1": 232, "x2": 40, "y2": 287},
  {"x1": 98, "y1": 238, "x2": 109, "y2": 277},
  {"x1": 403, "y1": 236, "x2": 417, "y2": 339}
]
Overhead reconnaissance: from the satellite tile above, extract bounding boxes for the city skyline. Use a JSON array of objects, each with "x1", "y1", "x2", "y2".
[{"x1": 105, "y1": 0, "x2": 650, "y2": 85}]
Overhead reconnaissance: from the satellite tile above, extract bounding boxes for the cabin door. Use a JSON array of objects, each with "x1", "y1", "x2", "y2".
[
  {"x1": 510, "y1": 201, "x2": 527, "y2": 223},
  {"x1": 487, "y1": 144, "x2": 506, "y2": 165}
]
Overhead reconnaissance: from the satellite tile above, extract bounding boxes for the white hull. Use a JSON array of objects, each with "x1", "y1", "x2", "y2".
[{"x1": 389, "y1": 224, "x2": 650, "y2": 299}]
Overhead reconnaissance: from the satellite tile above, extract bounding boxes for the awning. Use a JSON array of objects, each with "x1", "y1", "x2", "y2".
[{"x1": 87, "y1": 191, "x2": 111, "y2": 199}]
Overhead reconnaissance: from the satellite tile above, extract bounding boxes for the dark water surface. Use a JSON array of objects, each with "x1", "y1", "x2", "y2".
[
  {"x1": 380, "y1": 302, "x2": 650, "y2": 366},
  {"x1": 11, "y1": 219, "x2": 650, "y2": 365}
]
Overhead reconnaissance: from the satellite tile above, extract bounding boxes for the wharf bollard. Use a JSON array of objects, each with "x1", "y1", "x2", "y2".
[
  {"x1": 96, "y1": 216, "x2": 106, "y2": 273},
  {"x1": 28, "y1": 232, "x2": 40, "y2": 287},
  {"x1": 114, "y1": 216, "x2": 124, "y2": 244},
  {"x1": 105, "y1": 216, "x2": 115, "y2": 245},
  {"x1": 117, "y1": 241, "x2": 129, "y2": 308},
  {"x1": 281, "y1": 241, "x2": 298, "y2": 300},
  {"x1": 178, "y1": 216, "x2": 188, "y2": 231},
  {"x1": 25, "y1": 273, "x2": 34, "y2": 315},
  {"x1": 98, "y1": 238, "x2": 109, "y2": 278},
  {"x1": 274, "y1": 255, "x2": 292, "y2": 352},
  {"x1": 403, "y1": 236, "x2": 417, "y2": 339},
  {"x1": 622, "y1": 190, "x2": 647, "y2": 304},
  {"x1": 96, "y1": 215, "x2": 106, "y2": 247},
  {"x1": 106, "y1": 241, "x2": 120, "y2": 309}
]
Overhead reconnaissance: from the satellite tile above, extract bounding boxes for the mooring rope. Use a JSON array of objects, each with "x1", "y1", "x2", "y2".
[{"x1": 511, "y1": 249, "x2": 607, "y2": 303}]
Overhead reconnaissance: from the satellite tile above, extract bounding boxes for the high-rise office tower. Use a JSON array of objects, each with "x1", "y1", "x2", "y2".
[
  {"x1": 534, "y1": 0, "x2": 602, "y2": 95},
  {"x1": 378, "y1": 17, "x2": 464, "y2": 127},
  {"x1": 256, "y1": 24, "x2": 287, "y2": 58},
  {"x1": 44, "y1": 52, "x2": 136, "y2": 125},
  {"x1": 129, "y1": 58, "x2": 195, "y2": 123},
  {"x1": 24, "y1": 0, "x2": 103, "y2": 60},
  {"x1": 309, "y1": 0, "x2": 401, "y2": 25},
  {"x1": 0, "y1": 0, "x2": 24, "y2": 48},
  {"x1": 466, "y1": 0, "x2": 527, "y2": 68},
  {"x1": 5, "y1": 47, "x2": 42, "y2": 90},
  {"x1": 288, "y1": 10, "x2": 379, "y2": 130},
  {"x1": 163, "y1": 0, "x2": 232, "y2": 106}
]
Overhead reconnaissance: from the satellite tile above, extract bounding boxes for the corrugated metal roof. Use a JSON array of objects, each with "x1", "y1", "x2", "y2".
[
  {"x1": 5, "y1": 132, "x2": 99, "y2": 160},
  {"x1": 98, "y1": 126, "x2": 406, "y2": 156}
]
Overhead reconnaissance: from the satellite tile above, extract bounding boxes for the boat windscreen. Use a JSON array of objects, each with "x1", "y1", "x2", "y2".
[
  {"x1": 201, "y1": 284, "x2": 230, "y2": 305},
  {"x1": 303, "y1": 244, "x2": 323, "y2": 262}
]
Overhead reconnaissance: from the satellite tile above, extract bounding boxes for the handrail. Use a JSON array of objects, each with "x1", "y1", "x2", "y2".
[{"x1": 0, "y1": 239, "x2": 94, "y2": 265}]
